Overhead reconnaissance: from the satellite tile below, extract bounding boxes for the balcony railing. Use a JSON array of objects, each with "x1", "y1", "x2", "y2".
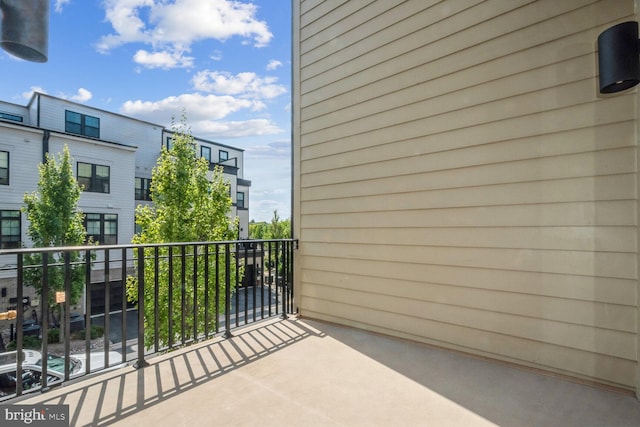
[{"x1": 0, "y1": 239, "x2": 296, "y2": 401}]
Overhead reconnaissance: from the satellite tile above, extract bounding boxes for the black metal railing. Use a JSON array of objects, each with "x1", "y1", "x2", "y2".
[{"x1": 0, "y1": 239, "x2": 296, "y2": 400}]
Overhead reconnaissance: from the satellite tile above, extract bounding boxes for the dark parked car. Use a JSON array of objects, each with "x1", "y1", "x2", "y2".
[{"x1": 21, "y1": 319, "x2": 40, "y2": 337}]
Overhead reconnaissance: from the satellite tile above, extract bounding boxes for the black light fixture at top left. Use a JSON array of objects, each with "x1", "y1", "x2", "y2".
[{"x1": 0, "y1": 0, "x2": 49, "y2": 63}]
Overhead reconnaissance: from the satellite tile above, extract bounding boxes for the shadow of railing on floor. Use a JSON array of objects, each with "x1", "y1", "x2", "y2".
[{"x1": 27, "y1": 319, "x2": 323, "y2": 427}]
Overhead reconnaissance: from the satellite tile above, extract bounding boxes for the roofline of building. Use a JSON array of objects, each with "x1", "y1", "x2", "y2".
[
  {"x1": 0, "y1": 118, "x2": 138, "y2": 151},
  {"x1": 28, "y1": 92, "x2": 164, "y2": 128},
  {"x1": 29, "y1": 92, "x2": 245, "y2": 153},
  {"x1": 163, "y1": 130, "x2": 245, "y2": 152}
]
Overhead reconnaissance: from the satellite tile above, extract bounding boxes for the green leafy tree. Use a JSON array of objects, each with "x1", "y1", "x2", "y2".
[
  {"x1": 249, "y1": 210, "x2": 291, "y2": 282},
  {"x1": 126, "y1": 117, "x2": 239, "y2": 349},
  {"x1": 269, "y1": 210, "x2": 290, "y2": 239},
  {"x1": 249, "y1": 220, "x2": 268, "y2": 239},
  {"x1": 249, "y1": 210, "x2": 290, "y2": 240},
  {"x1": 22, "y1": 145, "x2": 89, "y2": 324}
]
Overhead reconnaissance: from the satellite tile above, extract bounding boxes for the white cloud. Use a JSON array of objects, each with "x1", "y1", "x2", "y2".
[
  {"x1": 97, "y1": 0, "x2": 272, "y2": 68},
  {"x1": 192, "y1": 118, "x2": 282, "y2": 138},
  {"x1": 22, "y1": 86, "x2": 47, "y2": 100},
  {"x1": 55, "y1": 0, "x2": 71, "y2": 13},
  {"x1": 133, "y1": 49, "x2": 194, "y2": 69},
  {"x1": 245, "y1": 140, "x2": 290, "y2": 159},
  {"x1": 69, "y1": 88, "x2": 93, "y2": 102},
  {"x1": 266, "y1": 59, "x2": 282, "y2": 70},
  {"x1": 192, "y1": 70, "x2": 286, "y2": 99},
  {"x1": 22, "y1": 87, "x2": 92, "y2": 103},
  {"x1": 121, "y1": 92, "x2": 255, "y2": 122}
]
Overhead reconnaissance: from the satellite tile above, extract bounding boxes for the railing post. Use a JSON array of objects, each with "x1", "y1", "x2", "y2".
[
  {"x1": 121, "y1": 247, "x2": 128, "y2": 360},
  {"x1": 103, "y1": 249, "x2": 110, "y2": 369},
  {"x1": 153, "y1": 246, "x2": 159, "y2": 353},
  {"x1": 84, "y1": 249, "x2": 92, "y2": 374},
  {"x1": 134, "y1": 246, "x2": 148, "y2": 369},
  {"x1": 280, "y1": 241, "x2": 288, "y2": 320},
  {"x1": 15, "y1": 253, "x2": 24, "y2": 397},
  {"x1": 41, "y1": 253, "x2": 49, "y2": 390},
  {"x1": 64, "y1": 251, "x2": 72, "y2": 380},
  {"x1": 224, "y1": 243, "x2": 233, "y2": 338}
]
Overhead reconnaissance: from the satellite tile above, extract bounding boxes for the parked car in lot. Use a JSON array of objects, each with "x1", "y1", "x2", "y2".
[
  {"x1": 0, "y1": 349, "x2": 126, "y2": 399},
  {"x1": 21, "y1": 319, "x2": 41, "y2": 337}
]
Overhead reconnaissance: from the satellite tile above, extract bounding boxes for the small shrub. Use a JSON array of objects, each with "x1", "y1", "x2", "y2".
[
  {"x1": 48, "y1": 328, "x2": 60, "y2": 344},
  {"x1": 90, "y1": 325, "x2": 104, "y2": 339},
  {"x1": 70, "y1": 325, "x2": 104, "y2": 340},
  {"x1": 6, "y1": 335, "x2": 42, "y2": 350}
]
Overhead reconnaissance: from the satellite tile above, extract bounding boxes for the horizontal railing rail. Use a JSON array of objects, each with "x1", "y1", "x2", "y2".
[{"x1": 0, "y1": 239, "x2": 296, "y2": 401}]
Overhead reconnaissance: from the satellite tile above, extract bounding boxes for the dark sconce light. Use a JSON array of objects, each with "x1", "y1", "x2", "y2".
[
  {"x1": 0, "y1": 0, "x2": 49, "y2": 63},
  {"x1": 598, "y1": 21, "x2": 640, "y2": 94}
]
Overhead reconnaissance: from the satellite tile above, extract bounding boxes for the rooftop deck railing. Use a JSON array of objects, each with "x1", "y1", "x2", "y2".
[{"x1": 0, "y1": 239, "x2": 296, "y2": 401}]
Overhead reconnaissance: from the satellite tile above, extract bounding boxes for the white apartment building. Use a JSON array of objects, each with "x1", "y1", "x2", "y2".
[{"x1": 0, "y1": 92, "x2": 250, "y2": 312}]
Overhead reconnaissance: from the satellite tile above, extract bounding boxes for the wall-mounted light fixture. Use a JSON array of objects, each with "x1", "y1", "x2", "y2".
[
  {"x1": 598, "y1": 21, "x2": 639, "y2": 94},
  {"x1": 0, "y1": 0, "x2": 49, "y2": 62}
]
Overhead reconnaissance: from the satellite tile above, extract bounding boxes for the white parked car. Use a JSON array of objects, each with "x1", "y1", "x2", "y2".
[{"x1": 0, "y1": 349, "x2": 126, "y2": 399}]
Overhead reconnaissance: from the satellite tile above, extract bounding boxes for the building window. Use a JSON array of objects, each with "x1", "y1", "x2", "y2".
[
  {"x1": 0, "y1": 210, "x2": 20, "y2": 249},
  {"x1": 201, "y1": 146, "x2": 211, "y2": 163},
  {"x1": 164, "y1": 137, "x2": 173, "y2": 151},
  {"x1": 65, "y1": 110, "x2": 100, "y2": 138},
  {"x1": 135, "y1": 177, "x2": 152, "y2": 201},
  {"x1": 0, "y1": 112, "x2": 23, "y2": 122},
  {"x1": 237, "y1": 192, "x2": 245, "y2": 209},
  {"x1": 85, "y1": 213, "x2": 118, "y2": 244},
  {"x1": 0, "y1": 151, "x2": 8, "y2": 185},
  {"x1": 78, "y1": 162, "x2": 110, "y2": 193},
  {"x1": 219, "y1": 150, "x2": 228, "y2": 162}
]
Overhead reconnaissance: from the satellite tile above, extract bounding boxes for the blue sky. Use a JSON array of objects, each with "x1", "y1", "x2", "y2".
[{"x1": 0, "y1": 0, "x2": 292, "y2": 222}]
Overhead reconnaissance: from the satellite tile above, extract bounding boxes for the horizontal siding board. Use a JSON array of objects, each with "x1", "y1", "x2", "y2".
[
  {"x1": 302, "y1": 283, "x2": 636, "y2": 360},
  {"x1": 300, "y1": 299, "x2": 636, "y2": 389},
  {"x1": 300, "y1": 200, "x2": 636, "y2": 228},
  {"x1": 301, "y1": 0, "x2": 479, "y2": 66},
  {"x1": 300, "y1": 0, "x2": 626, "y2": 96},
  {"x1": 300, "y1": 0, "x2": 562, "y2": 86},
  {"x1": 300, "y1": 226, "x2": 636, "y2": 253},
  {"x1": 300, "y1": 174, "x2": 636, "y2": 211},
  {"x1": 302, "y1": 270, "x2": 637, "y2": 333},
  {"x1": 300, "y1": 257, "x2": 637, "y2": 306},
  {"x1": 301, "y1": 242, "x2": 637, "y2": 279},
  {"x1": 300, "y1": 0, "x2": 373, "y2": 40},
  {"x1": 302, "y1": 52, "x2": 597, "y2": 136},
  {"x1": 302, "y1": 78, "x2": 602, "y2": 147},
  {"x1": 300, "y1": 95, "x2": 635, "y2": 159},
  {"x1": 302, "y1": 29, "x2": 599, "y2": 123},
  {"x1": 301, "y1": 121, "x2": 635, "y2": 175},
  {"x1": 301, "y1": 147, "x2": 636, "y2": 189}
]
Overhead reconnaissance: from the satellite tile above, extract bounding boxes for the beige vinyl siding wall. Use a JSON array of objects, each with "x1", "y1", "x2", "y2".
[{"x1": 293, "y1": 0, "x2": 639, "y2": 392}]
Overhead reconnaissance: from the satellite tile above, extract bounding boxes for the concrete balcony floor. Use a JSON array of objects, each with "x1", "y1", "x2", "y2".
[{"x1": 11, "y1": 316, "x2": 640, "y2": 426}]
